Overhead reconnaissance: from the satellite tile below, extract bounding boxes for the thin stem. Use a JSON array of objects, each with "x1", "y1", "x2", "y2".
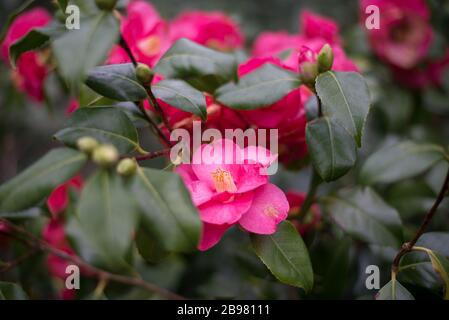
[
  {"x1": 0, "y1": 220, "x2": 185, "y2": 300},
  {"x1": 391, "y1": 168, "x2": 449, "y2": 274},
  {"x1": 298, "y1": 169, "x2": 322, "y2": 220},
  {"x1": 146, "y1": 88, "x2": 172, "y2": 132},
  {"x1": 0, "y1": 248, "x2": 38, "y2": 273},
  {"x1": 136, "y1": 102, "x2": 172, "y2": 147},
  {"x1": 119, "y1": 36, "x2": 137, "y2": 67},
  {"x1": 134, "y1": 148, "x2": 170, "y2": 162}
]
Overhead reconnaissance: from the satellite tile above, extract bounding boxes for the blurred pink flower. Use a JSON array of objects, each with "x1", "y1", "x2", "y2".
[
  {"x1": 66, "y1": 99, "x2": 79, "y2": 115},
  {"x1": 47, "y1": 176, "x2": 83, "y2": 219},
  {"x1": 252, "y1": 32, "x2": 303, "y2": 57},
  {"x1": 176, "y1": 139, "x2": 288, "y2": 250},
  {"x1": 361, "y1": 0, "x2": 433, "y2": 69},
  {"x1": 286, "y1": 191, "x2": 322, "y2": 236},
  {"x1": 169, "y1": 10, "x2": 244, "y2": 51},
  {"x1": 300, "y1": 10, "x2": 341, "y2": 44},
  {"x1": 0, "y1": 8, "x2": 51, "y2": 102},
  {"x1": 108, "y1": 0, "x2": 171, "y2": 66},
  {"x1": 42, "y1": 219, "x2": 76, "y2": 280},
  {"x1": 361, "y1": 0, "x2": 449, "y2": 88}
]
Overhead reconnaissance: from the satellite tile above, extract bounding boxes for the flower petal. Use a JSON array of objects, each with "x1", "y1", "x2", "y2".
[
  {"x1": 198, "y1": 222, "x2": 232, "y2": 251},
  {"x1": 199, "y1": 192, "x2": 253, "y2": 225},
  {"x1": 239, "y1": 183, "x2": 289, "y2": 234}
]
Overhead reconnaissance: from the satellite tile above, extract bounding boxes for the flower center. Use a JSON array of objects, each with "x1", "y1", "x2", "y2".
[
  {"x1": 211, "y1": 168, "x2": 237, "y2": 193},
  {"x1": 137, "y1": 35, "x2": 161, "y2": 56}
]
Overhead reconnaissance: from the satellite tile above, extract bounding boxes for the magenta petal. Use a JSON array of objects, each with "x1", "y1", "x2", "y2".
[
  {"x1": 239, "y1": 184, "x2": 289, "y2": 234},
  {"x1": 235, "y1": 164, "x2": 268, "y2": 193},
  {"x1": 198, "y1": 223, "x2": 232, "y2": 251},
  {"x1": 199, "y1": 192, "x2": 253, "y2": 225}
]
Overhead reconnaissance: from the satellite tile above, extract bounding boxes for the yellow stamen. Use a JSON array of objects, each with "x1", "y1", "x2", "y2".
[{"x1": 211, "y1": 168, "x2": 237, "y2": 193}]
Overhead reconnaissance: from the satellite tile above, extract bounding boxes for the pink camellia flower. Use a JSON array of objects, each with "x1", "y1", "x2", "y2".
[
  {"x1": 169, "y1": 11, "x2": 244, "y2": 51},
  {"x1": 252, "y1": 32, "x2": 303, "y2": 58},
  {"x1": 361, "y1": 0, "x2": 433, "y2": 70},
  {"x1": 251, "y1": 12, "x2": 357, "y2": 72},
  {"x1": 108, "y1": 1, "x2": 171, "y2": 67},
  {"x1": 300, "y1": 10, "x2": 341, "y2": 45},
  {"x1": 176, "y1": 139, "x2": 289, "y2": 251},
  {"x1": 286, "y1": 191, "x2": 322, "y2": 236},
  {"x1": 361, "y1": 0, "x2": 449, "y2": 88},
  {"x1": 47, "y1": 176, "x2": 83, "y2": 219},
  {"x1": 236, "y1": 57, "x2": 312, "y2": 164},
  {"x1": 0, "y1": 8, "x2": 51, "y2": 102},
  {"x1": 43, "y1": 219, "x2": 76, "y2": 280}
]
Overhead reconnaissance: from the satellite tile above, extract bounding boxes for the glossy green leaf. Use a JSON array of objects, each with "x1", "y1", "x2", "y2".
[
  {"x1": 85, "y1": 63, "x2": 148, "y2": 101},
  {"x1": 215, "y1": 64, "x2": 300, "y2": 109},
  {"x1": 322, "y1": 187, "x2": 403, "y2": 247},
  {"x1": 0, "y1": 148, "x2": 86, "y2": 213},
  {"x1": 135, "y1": 227, "x2": 168, "y2": 264},
  {"x1": 152, "y1": 79, "x2": 207, "y2": 120},
  {"x1": 251, "y1": 221, "x2": 314, "y2": 291},
  {"x1": 417, "y1": 232, "x2": 449, "y2": 257},
  {"x1": 54, "y1": 107, "x2": 143, "y2": 154},
  {"x1": 9, "y1": 25, "x2": 63, "y2": 67},
  {"x1": 57, "y1": 0, "x2": 68, "y2": 11},
  {"x1": 0, "y1": 282, "x2": 28, "y2": 300},
  {"x1": 52, "y1": 12, "x2": 119, "y2": 91},
  {"x1": 315, "y1": 71, "x2": 371, "y2": 146},
  {"x1": 376, "y1": 279, "x2": 414, "y2": 300},
  {"x1": 154, "y1": 38, "x2": 236, "y2": 92},
  {"x1": 0, "y1": 0, "x2": 35, "y2": 43},
  {"x1": 132, "y1": 167, "x2": 201, "y2": 253},
  {"x1": 76, "y1": 170, "x2": 137, "y2": 267},
  {"x1": 421, "y1": 249, "x2": 449, "y2": 299},
  {"x1": 306, "y1": 117, "x2": 357, "y2": 182},
  {"x1": 360, "y1": 141, "x2": 446, "y2": 185}
]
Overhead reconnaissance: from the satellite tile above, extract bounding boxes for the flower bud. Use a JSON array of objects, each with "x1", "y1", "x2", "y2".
[
  {"x1": 92, "y1": 144, "x2": 119, "y2": 167},
  {"x1": 116, "y1": 158, "x2": 137, "y2": 176},
  {"x1": 95, "y1": 0, "x2": 118, "y2": 11},
  {"x1": 317, "y1": 44, "x2": 334, "y2": 73},
  {"x1": 135, "y1": 63, "x2": 154, "y2": 85},
  {"x1": 76, "y1": 136, "x2": 99, "y2": 154},
  {"x1": 299, "y1": 62, "x2": 319, "y2": 85}
]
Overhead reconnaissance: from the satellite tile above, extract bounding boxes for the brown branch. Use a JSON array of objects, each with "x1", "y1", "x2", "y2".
[
  {"x1": 136, "y1": 102, "x2": 172, "y2": 147},
  {"x1": 0, "y1": 248, "x2": 39, "y2": 273},
  {"x1": 146, "y1": 88, "x2": 173, "y2": 132},
  {"x1": 0, "y1": 220, "x2": 185, "y2": 300},
  {"x1": 119, "y1": 35, "x2": 137, "y2": 67},
  {"x1": 134, "y1": 148, "x2": 170, "y2": 162},
  {"x1": 391, "y1": 167, "x2": 449, "y2": 274}
]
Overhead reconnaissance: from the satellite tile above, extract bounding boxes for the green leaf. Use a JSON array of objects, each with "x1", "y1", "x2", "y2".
[
  {"x1": 85, "y1": 63, "x2": 148, "y2": 101},
  {"x1": 360, "y1": 141, "x2": 445, "y2": 185},
  {"x1": 0, "y1": 282, "x2": 28, "y2": 300},
  {"x1": 135, "y1": 227, "x2": 168, "y2": 264},
  {"x1": 322, "y1": 187, "x2": 403, "y2": 247},
  {"x1": 306, "y1": 117, "x2": 357, "y2": 182},
  {"x1": 76, "y1": 170, "x2": 138, "y2": 267},
  {"x1": 376, "y1": 279, "x2": 414, "y2": 300},
  {"x1": 152, "y1": 79, "x2": 207, "y2": 120},
  {"x1": 9, "y1": 25, "x2": 63, "y2": 67},
  {"x1": 315, "y1": 71, "x2": 371, "y2": 147},
  {"x1": 0, "y1": 0, "x2": 35, "y2": 43},
  {"x1": 215, "y1": 64, "x2": 301, "y2": 109},
  {"x1": 418, "y1": 248, "x2": 449, "y2": 299},
  {"x1": 54, "y1": 107, "x2": 143, "y2": 154},
  {"x1": 251, "y1": 221, "x2": 314, "y2": 291},
  {"x1": 154, "y1": 38, "x2": 236, "y2": 92},
  {"x1": 417, "y1": 232, "x2": 449, "y2": 258},
  {"x1": 132, "y1": 167, "x2": 201, "y2": 253},
  {"x1": 0, "y1": 148, "x2": 86, "y2": 213},
  {"x1": 52, "y1": 12, "x2": 119, "y2": 92}
]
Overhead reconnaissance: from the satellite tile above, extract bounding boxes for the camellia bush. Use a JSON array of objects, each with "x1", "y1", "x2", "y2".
[{"x1": 0, "y1": 0, "x2": 449, "y2": 300}]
